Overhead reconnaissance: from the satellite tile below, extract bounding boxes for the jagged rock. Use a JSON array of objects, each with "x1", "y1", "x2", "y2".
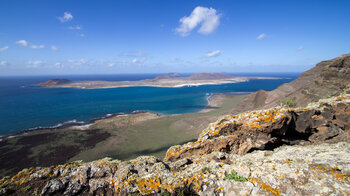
[
  {"x1": 165, "y1": 93, "x2": 350, "y2": 162},
  {"x1": 41, "y1": 179, "x2": 66, "y2": 195}
]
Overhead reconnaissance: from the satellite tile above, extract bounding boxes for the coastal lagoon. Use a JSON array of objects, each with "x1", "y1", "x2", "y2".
[{"x1": 0, "y1": 73, "x2": 298, "y2": 135}]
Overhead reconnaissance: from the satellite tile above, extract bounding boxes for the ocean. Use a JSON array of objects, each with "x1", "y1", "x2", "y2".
[{"x1": 0, "y1": 73, "x2": 299, "y2": 136}]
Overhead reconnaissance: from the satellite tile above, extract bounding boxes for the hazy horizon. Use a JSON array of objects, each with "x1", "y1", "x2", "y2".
[{"x1": 1, "y1": 0, "x2": 349, "y2": 75}]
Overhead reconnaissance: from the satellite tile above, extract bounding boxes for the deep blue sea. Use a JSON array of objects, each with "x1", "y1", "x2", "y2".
[{"x1": 0, "y1": 73, "x2": 299, "y2": 136}]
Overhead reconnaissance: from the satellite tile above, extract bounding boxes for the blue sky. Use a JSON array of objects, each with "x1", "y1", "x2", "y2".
[{"x1": 0, "y1": 0, "x2": 349, "y2": 75}]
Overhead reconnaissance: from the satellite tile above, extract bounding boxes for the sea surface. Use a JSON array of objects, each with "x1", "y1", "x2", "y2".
[{"x1": 0, "y1": 73, "x2": 299, "y2": 136}]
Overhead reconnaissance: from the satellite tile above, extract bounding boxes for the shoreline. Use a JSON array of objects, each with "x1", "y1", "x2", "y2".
[
  {"x1": 0, "y1": 92, "x2": 247, "y2": 140},
  {"x1": 0, "y1": 110, "x2": 149, "y2": 140}
]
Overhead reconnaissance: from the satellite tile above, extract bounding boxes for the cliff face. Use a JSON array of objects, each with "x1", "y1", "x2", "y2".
[
  {"x1": 232, "y1": 54, "x2": 350, "y2": 114},
  {"x1": 1, "y1": 94, "x2": 349, "y2": 195}
]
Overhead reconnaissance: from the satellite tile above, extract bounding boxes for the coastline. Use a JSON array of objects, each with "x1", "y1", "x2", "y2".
[
  {"x1": 0, "y1": 92, "x2": 244, "y2": 140},
  {"x1": 0, "y1": 92, "x2": 247, "y2": 177}
]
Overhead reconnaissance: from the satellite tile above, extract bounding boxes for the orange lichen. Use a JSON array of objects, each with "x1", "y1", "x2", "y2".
[
  {"x1": 336, "y1": 96, "x2": 346, "y2": 101},
  {"x1": 136, "y1": 176, "x2": 161, "y2": 194},
  {"x1": 249, "y1": 177, "x2": 280, "y2": 196},
  {"x1": 312, "y1": 166, "x2": 350, "y2": 182},
  {"x1": 261, "y1": 183, "x2": 281, "y2": 196}
]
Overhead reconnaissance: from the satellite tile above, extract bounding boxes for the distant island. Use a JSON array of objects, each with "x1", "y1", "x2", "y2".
[{"x1": 35, "y1": 73, "x2": 277, "y2": 89}]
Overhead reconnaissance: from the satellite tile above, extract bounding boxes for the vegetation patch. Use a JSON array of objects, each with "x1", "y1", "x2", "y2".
[
  {"x1": 223, "y1": 170, "x2": 247, "y2": 182},
  {"x1": 278, "y1": 100, "x2": 295, "y2": 107}
]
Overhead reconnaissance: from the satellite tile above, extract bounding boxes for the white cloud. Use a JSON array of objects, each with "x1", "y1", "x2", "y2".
[
  {"x1": 175, "y1": 6, "x2": 220, "y2": 36},
  {"x1": 79, "y1": 33, "x2": 85, "y2": 37},
  {"x1": 206, "y1": 50, "x2": 221, "y2": 58},
  {"x1": 0, "y1": 61, "x2": 7, "y2": 66},
  {"x1": 29, "y1": 45, "x2": 44, "y2": 49},
  {"x1": 54, "y1": 62, "x2": 64, "y2": 68},
  {"x1": 297, "y1": 46, "x2": 305, "y2": 51},
  {"x1": 16, "y1": 40, "x2": 29, "y2": 47},
  {"x1": 68, "y1": 25, "x2": 82, "y2": 30},
  {"x1": 51, "y1": 45, "x2": 58, "y2": 51},
  {"x1": 108, "y1": 62, "x2": 116, "y2": 67},
  {"x1": 58, "y1": 12, "x2": 73, "y2": 23},
  {"x1": 16, "y1": 40, "x2": 45, "y2": 49},
  {"x1": 131, "y1": 58, "x2": 145, "y2": 64},
  {"x1": 0, "y1": 46, "x2": 9, "y2": 52},
  {"x1": 27, "y1": 60, "x2": 44, "y2": 68},
  {"x1": 68, "y1": 58, "x2": 88, "y2": 65},
  {"x1": 256, "y1": 33, "x2": 267, "y2": 40}
]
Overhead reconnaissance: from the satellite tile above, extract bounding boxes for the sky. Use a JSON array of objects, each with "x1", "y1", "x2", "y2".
[{"x1": 0, "y1": 0, "x2": 350, "y2": 75}]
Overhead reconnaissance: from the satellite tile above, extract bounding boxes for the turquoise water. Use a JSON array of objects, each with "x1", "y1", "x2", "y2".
[{"x1": 0, "y1": 73, "x2": 299, "y2": 135}]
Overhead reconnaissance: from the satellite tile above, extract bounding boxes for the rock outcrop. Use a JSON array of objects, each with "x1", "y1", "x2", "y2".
[
  {"x1": 165, "y1": 93, "x2": 350, "y2": 162},
  {"x1": 1, "y1": 94, "x2": 349, "y2": 195}
]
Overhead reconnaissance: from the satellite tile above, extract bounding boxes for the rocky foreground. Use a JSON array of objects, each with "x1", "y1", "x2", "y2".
[{"x1": 1, "y1": 93, "x2": 349, "y2": 195}]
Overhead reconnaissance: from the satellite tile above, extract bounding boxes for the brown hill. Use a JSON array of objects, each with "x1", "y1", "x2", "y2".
[
  {"x1": 188, "y1": 73, "x2": 234, "y2": 80},
  {"x1": 35, "y1": 79, "x2": 72, "y2": 87},
  {"x1": 232, "y1": 54, "x2": 350, "y2": 114}
]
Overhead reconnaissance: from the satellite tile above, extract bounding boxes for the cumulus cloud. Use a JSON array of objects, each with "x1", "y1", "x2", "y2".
[
  {"x1": 68, "y1": 25, "x2": 82, "y2": 30},
  {"x1": 51, "y1": 45, "x2": 58, "y2": 51},
  {"x1": 297, "y1": 46, "x2": 305, "y2": 51},
  {"x1": 58, "y1": 12, "x2": 73, "y2": 23},
  {"x1": 0, "y1": 46, "x2": 9, "y2": 52},
  {"x1": 175, "y1": 6, "x2": 220, "y2": 36},
  {"x1": 16, "y1": 40, "x2": 28, "y2": 47},
  {"x1": 256, "y1": 33, "x2": 267, "y2": 40},
  {"x1": 16, "y1": 40, "x2": 44, "y2": 49},
  {"x1": 206, "y1": 50, "x2": 221, "y2": 58}
]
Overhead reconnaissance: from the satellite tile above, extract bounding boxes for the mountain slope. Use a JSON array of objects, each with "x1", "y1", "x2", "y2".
[{"x1": 232, "y1": 54, "x2": 350, "y2": 114}]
